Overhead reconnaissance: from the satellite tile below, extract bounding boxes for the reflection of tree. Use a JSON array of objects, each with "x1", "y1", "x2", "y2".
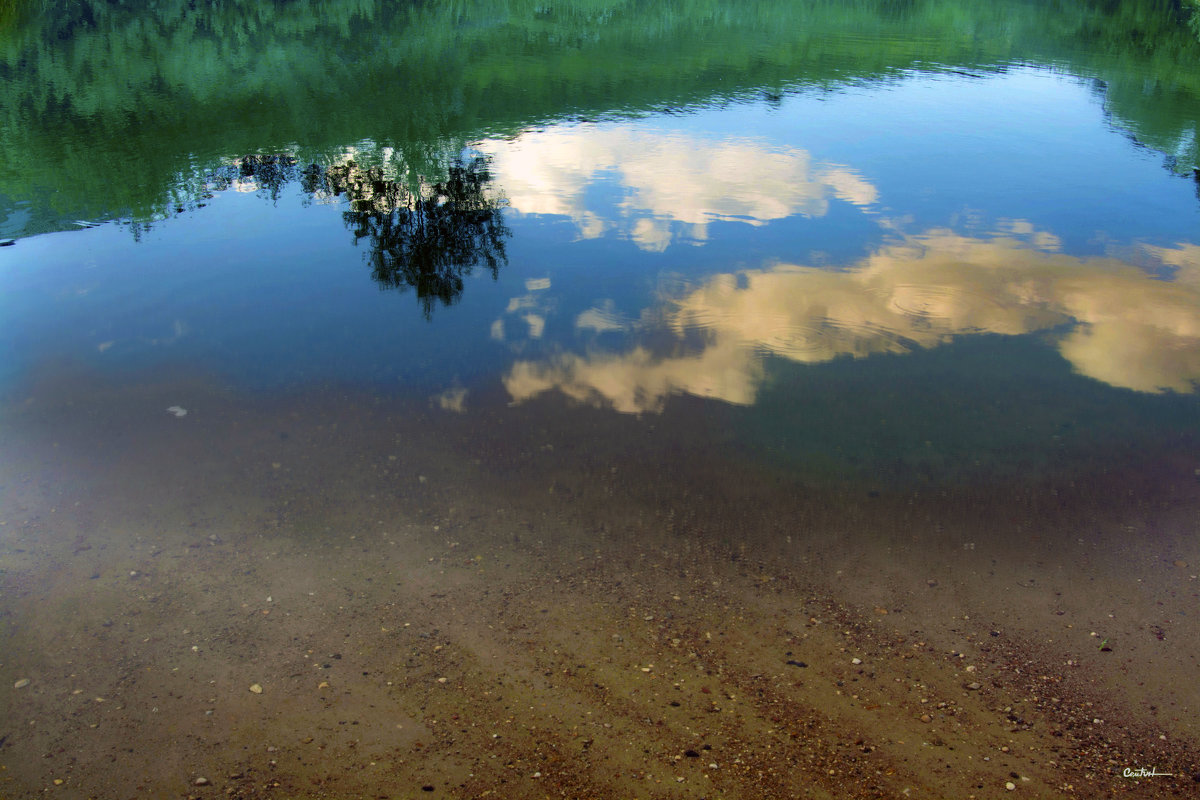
[
  {"x1": 330, "y1": 157, "x2": 509, "y2": 318},
  {"x1": 203, "y1": 154, "x2": 302, "y2": 202},
  {"x1": 225, "y1": 153, "x2": 509, "y2": 317}
]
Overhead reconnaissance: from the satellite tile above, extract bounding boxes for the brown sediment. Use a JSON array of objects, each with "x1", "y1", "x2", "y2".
[{"x1": 0, "y1": 369, "x2": 1196, "y2": 799}]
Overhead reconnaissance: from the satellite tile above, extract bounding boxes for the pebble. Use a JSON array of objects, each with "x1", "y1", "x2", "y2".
[
  {"x1": 919, "y1": 714, "x2": 931, "y2": 723},
  {"x1": 851, "y1": 658, "x2": 862, "y2": 665},
  {"x1": 1175, "y1": 560, "x2": 1188, "y2": 569},
  {"x1": 194, "y1": 777, "x2": 210, "y2": 786},
  {"x1": 13, "y1": 678, "x2": 30, "y2": 689},
  {"x1": 249, "y1": 684, "x2": 263, "y2": 694},
  {"x1": 1005, "y1": 781, "x2": 1016, "y2": 790},
  {"x1": 966, "y1": 682, "x2": 981, "y2": 690}
]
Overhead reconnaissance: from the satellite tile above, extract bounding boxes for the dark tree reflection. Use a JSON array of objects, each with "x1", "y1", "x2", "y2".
[
  {"x1": 223, "y1": 153, "x2": 509, "y2": 318},
  {"x1": 326, "y1": 157, "x2": 509, "y2": 319}
]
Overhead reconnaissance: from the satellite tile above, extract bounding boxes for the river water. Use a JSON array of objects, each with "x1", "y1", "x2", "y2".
[{"x1": 1, "y1": 2, "x2": 1199, "y2": 797}]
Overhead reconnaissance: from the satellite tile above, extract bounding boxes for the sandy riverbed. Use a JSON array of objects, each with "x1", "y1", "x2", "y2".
[{"x1": 1, "y1": 369, "x2": 1197, "y2": 799}]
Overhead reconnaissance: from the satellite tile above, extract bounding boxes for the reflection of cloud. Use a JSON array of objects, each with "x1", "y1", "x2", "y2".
[
  {"x1": 576, "y1": 301, "x2": 630, "y2": 334},
  {"x1": 495, "y1": 283, "x2": 555, "y2": 343},
  {"x1": 1144, "y1": 242, "x2": 1200, "y2": 287},
  {"x1": 432, "y1": 387, "x2": 468, "y2": 413},
  {"x1": 479, "y1": 126, "x2": 877, "y2": 250},
  {"x1": 523, "y1": 314, "x2": 545, "y2": 339},
  {"x1": 504, "y1": 340, "x2": 761, "y2": 414},
  {"x1": 149, "y1": 319, "x2": 188, "y2": 346},
  {"x1": 505, "y1": 231, "x2": 1200, "y2": 412}
]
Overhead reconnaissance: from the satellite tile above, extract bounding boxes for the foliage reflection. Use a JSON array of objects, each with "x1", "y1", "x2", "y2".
[{"x1": 212, "y1": 154, "x2": 509, "y2": 317}]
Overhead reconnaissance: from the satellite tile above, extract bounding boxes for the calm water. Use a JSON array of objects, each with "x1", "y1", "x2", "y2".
[
  {"x1": 2, "y1": 1, "x2": 1200, "y2": 793},
  {"x1": 3, "y1": 4, "x2": 1200, "y2": 483}
]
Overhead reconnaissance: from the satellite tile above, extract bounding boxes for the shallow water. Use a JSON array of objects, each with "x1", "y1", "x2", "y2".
[{"x1": 2, "y1": 1, "x2": 1200, "y2": 796}]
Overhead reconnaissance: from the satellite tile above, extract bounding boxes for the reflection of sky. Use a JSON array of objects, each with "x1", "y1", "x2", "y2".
[
  {"x1": 478, "y1": 125, "x2": 877, "y2": 251},
  {"x1": 5, "y1": 67, "x2": 1200, "y2": 426},
  {"x1": 503, "y1": 230, "x2": 1200, "y2": 412}
]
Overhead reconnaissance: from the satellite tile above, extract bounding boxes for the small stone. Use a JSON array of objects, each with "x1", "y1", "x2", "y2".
[
  {"x1": 966, "y1": 682, "x2": 981, "y2": 690},
  {"x1": 13, "y1": 678, "x2": 30, "y2": 689},
  {"x1": 194, "y1": 777, "x2": 210, "y2": 786},
  {"x1": 249, "y1": 684, "x2": 263, "y2": 694},
  {"x1": 1175, "y1": 560, "x2": 1188, "y2": 569},
  {"x1": 851, "y1": 658, "x2": 862, "y2": 665},
  {"x1": 919, "y1": 714, "x2": 931, "y2": 723},
  {"x1": 1005, "y1": 781, "x2": 1016, "y2": 791}
]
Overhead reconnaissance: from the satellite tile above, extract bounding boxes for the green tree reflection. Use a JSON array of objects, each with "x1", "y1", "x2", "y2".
[
  {"x1": 3, "y1": 0, "x2": 1200, "y2": 234},
  {"x1": 228, "y1": 154, "x2": 509, "y2": 317},
  {"x1": 329, "y1": 156, "x2": 508, "y2": 319}
]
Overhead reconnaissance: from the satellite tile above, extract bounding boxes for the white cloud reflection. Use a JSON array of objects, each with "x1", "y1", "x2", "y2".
[
  {"x1": 478, "y1": 126, "x2": 877, "y2": 251},
  {"x1": 503, "y1": 232, "x2": 1200, "y2": 412}
]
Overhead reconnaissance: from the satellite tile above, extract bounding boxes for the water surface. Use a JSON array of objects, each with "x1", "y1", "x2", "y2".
[{"x1": 2, "y1": 1, "x2": 1199, "y2": 797}]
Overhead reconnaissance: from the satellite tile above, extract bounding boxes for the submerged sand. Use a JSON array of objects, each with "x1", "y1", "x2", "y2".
[{"x1": 0, "y1": 369, "x2": 1197, "y2": 799}]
